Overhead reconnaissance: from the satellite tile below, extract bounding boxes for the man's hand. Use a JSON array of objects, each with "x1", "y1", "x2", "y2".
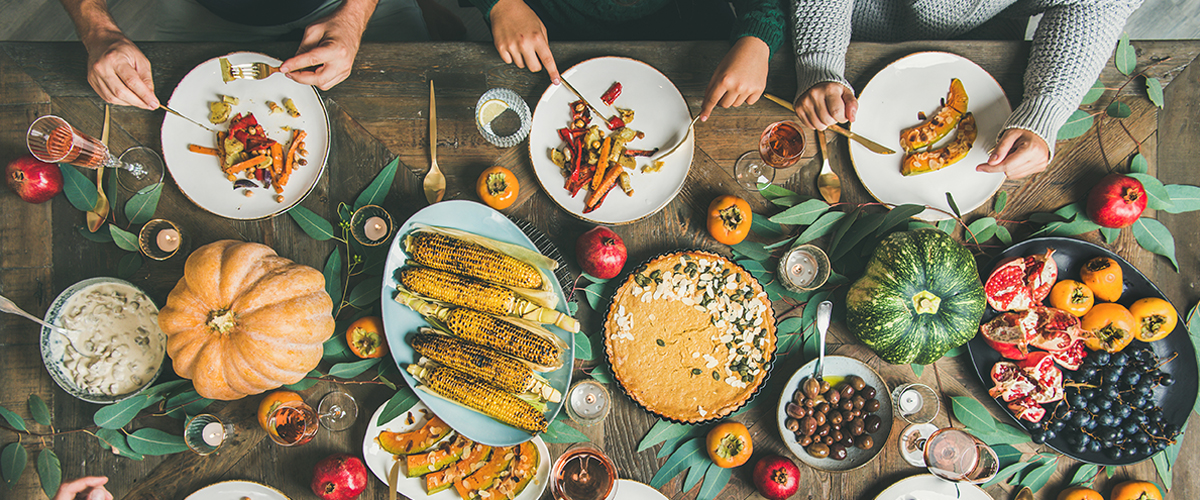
[
  {"x1": 976, "y1": 128, "x2": 1051, "y2": 179},
  {"x1": 489, "y1": 0, "x2": 559, "y2": 84},
  {"x1": 53, "y1": 476, "x2": 112, "y2": 500},
  {"x1": 281, "y1": 0, "x2": 375, "y2": 90},
  {"x1": 793, "y1": 82, "x2": 857, "y2": 130},
  {"x1": 699, "y1": 37, "x2": 769, "y2": 122},
  {"x1": 83, "y1": 30, "x2": 158, "y2": 110}
]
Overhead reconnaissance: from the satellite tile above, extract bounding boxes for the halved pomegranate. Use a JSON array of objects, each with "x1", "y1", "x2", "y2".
[
  {"x1": 989, "y1": 362, "x2": 1036, "y2": 402},
  {"x1": 1008, "y1": 396, "x2": 1047, "y2": 422},
  {"x1": 984, "y1": 250, "x2": 1058, "y2": 311},
  {"x1": 980, "y1": 310, "x2": 1039, "y2": 360},
  {"x1": 1051, "y1": 339, "x2": 1087, "y2": 371},
  {"x1": 1028, "y1": 307, "x2": 1083, "y2": 351}
]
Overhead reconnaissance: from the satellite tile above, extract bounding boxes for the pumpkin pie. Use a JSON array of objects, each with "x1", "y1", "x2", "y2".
[{"x1": 604, "y1": 251, "x2": 776, "y2": 422}]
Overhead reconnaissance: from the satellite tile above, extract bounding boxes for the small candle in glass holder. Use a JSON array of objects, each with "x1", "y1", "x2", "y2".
[
  {"x1": 364, "y1": 216, "x2": 387, "y2": 241},
  {"x1": 565, "y1": 380, "x2": 610, "y2": 426},
  {"x1": 156, "y1": 228, "x2": 180, "y2": 253},
  {"x1": 778, "y1": 244, "x2": 829, "y2": 292},
  {"x1": 201, "y1": 421, "x2": 225, "y2": 446},
  {"x1": 184, "y1": 413, "x2": 233, "y2": 455},
  {"x1": 138, "y1": 219, "x2": 184, "y2": 261},
  {"x1": 350, "y1": 205, "x2": 393, "y2": 247}
]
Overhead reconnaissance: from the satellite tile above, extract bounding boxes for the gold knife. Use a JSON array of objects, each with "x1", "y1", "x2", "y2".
[
  {"x1": 160, "y1": 104, "x2": 221, "y2": 133},
  {"x1": 762, "y1": 93, "x2": 896, "y2": 155},
  {"x1": 558, "y1": 76, "x2": 622, "y2": 128}
]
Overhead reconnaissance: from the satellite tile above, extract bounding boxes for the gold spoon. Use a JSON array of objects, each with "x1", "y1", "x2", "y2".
[
  {"x1": 86, "y1": 105, "x2": 111, "y2": 232},
  {"x1": 423, "y1": 80, "x2": 446, "y2": 204},
  {"x1": 1014, "y1": 486, "x2": 1034, "y2": 500},
  {"x1": 816, "y1": 129, "x2": 841, "y2": 203}
]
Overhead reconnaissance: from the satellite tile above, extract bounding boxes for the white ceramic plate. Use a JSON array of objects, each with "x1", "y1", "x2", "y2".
[
  {"x1": 874, "y1": 474, "x2": 993, "y2": 500},
  {"x1": 160, "y1": 51, "x2": 330, "y2": 220},
  {"x1": 850, "y1": 52, "x2": 1009, "y2": 221},
  {"x1": 608, "y1": 480, "x2": 669, "y2": 500},
  {"x1": 185, "y1": 480, "x2": 291, "y2": 500},
  {"x1": 362, "y1": 401, "x2": 551, "y2": 500},
  {"x1": 529, "y1": 56, "x2": 693, "y2": 224},
  {"x1": 378, "y1": 200, "x2": 573, "y2": 446},
  {"x1": 776, "y1": 355, "x2": 893, "y2": 472}
]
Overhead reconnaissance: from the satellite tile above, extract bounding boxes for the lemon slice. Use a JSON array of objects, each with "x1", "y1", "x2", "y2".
[{"x1": 478, "y1": 99, "x2": 508, "y2": 124}]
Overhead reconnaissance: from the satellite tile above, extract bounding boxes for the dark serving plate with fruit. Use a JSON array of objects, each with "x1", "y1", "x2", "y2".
[{"x1": 965, "y1": 237, "x2": 1196, "y2": 466}]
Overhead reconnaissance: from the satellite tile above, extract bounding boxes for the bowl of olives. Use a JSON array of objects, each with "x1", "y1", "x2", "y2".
[{"x1": 775, "y1": 355, "x2": 893, "y2": 472}]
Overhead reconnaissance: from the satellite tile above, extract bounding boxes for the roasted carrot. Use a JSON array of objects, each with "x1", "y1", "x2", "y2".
[
  {"x1": 226, "y1": 154, "x2": 271, "y2": 174},
  {"x1": 592, "y1": 137, "x2": 612, "y2": 191},
  {"x1": 270, "y1": 142, "x2": 283, "y2": 177},
  {"x1": 281, "y1": 129, "x2": 307, "y2": 187},
  {"x1": 188, "y1": 144, "x2": 219, "y2": 156},
  {"x1": 585, "y1": 162, "x2": 622, "y2": 209}
]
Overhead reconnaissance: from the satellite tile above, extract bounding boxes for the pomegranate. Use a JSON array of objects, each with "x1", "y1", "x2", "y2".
[
  {"x1": 1027, "y1": 307, "x2": 1084, "y2": 352},
  {"x1": 983, "y1": 250, "x2": 1057, "y2": 311},
  {"x1": 751, "y1": 454, "x2": 800, "y2": 500},
  {"x1": 311, "y1": 453, "x2": 367, "y2": 500},
  {"x1": 1007, "y1": 396, "x2": 1047, "y2": 423},
  {"x1": 989, "y1": 361, "x2": 1036, "y2": 402},
  {"x1": 1051, "y1": 339, "x2": 1087, "y2": 370},
  {"x1": 576, "y1": 226, "x2": 626, "y2": 279},
  {"x1": 980, "y1": 309, "x2": 1039, "y2": 360},
  {"x1": 6, "y1": 155, "x2": 63, "y2": 204},
  {"x1": 1087, "y1": 173, "x2": 1147, "y2": 228}
]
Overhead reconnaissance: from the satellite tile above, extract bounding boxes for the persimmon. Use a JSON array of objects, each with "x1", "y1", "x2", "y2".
[
  {"x1": 477, "y1": 166, "x2": 519, "y2": 210},
  {"x1": 707, "y1": 421, "x2": 753, "y2": 468},
  {"x1": 1080, "y1": 256, "x2": 1123, "y2": 302},
  {"x1": 1109, "y1": 480, "x2": 1163, "y2": 500},
  {"x1": 1129, "y1": 297, "x2": 1178, "y2": 342},
  {"x1": 707, "y1": 195, "x2": 752, "y2": 245},
  {"x1": 1082, "y1": 302, "x2": 1137, "y2": 353},
  {"x1": 346, "y1": 316, "x2": 388, "y2": 359},
  {"x1": 1048, "y1": 279, "x2": 1094, "y2": 317},
  {"x1": 1056, "y1": 486, "x2": 1103, "y2": 500},
  {"x1": 258, "y1": 390, "x2": 303, "y2": 432}
]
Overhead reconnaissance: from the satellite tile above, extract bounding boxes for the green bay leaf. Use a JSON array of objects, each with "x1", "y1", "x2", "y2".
[
  {"x1": 27, "y1": 395, "x2": 50, "y2": 427},
  {"x1": 573, "y1": 330, "x2": 593, "y2": 361},
  {"x1": 0, "y1": 406, "x2": 26, "y2": 432},
  {"x1": 288, "y1": 205, "x2": 336, "y2": 241},
  {"x1": 994, "y1": 191, "x2": 1008, "y2": 213},
  {"x1": 1127, "y1": 173, "x2": 1173, "y2": 210},
  {"x1": 376, "y1": 388, "x2": 419, "y2": 426},
  {"x1": 1146, "y1": 77, "x2": 1164, "y2": 107},
  {"x1": 354, "y1": 157, "x2": 400, "y2": 210},
  {"x1": 36, "y1": 449, "x2": 60, "y2": 498},
  {"x1": 93, "y1": 428, "x2": 143, "y2": 460},
  {"x1": 795, "y1": 211, "x2": 845, "y2": 245},
  {"x1": 1070, "y1": 463, "x2": 1099, "y2": 486},
  {"x1": 327, "y1": 358, "x2": 382, "y2": 379},
  {"x1": 109, "y1": 225, "x2": 139, "y2": 252},
  {"x1": 123, "y1": 183, "x2": 162, "y2": 226},
  {"x1": 1162, "y1": 184, "x2": 1200, "y2": 214},
  {"x1": 650, "y1": 437, "x2": 705, "y2": 488},
  {"x1": 126, "y1": 428, "x2": 188, "y2": 455},
  {"x1": 1021, "y1": 458, "x2": 1058, "y2": 491},
  {"x1": 1131, "y1": 217, "x2": 1179, "y2": 271},
  {"x1": 1130, "y1": 153, "x2": 1148, "y2": 173},
  {"x1": 59, "y1": 164, "x2": 98, "y2": 212},
  {"x1": 1, "y1": 442, "x2": 28, "y2": 490},
  {"x1": 541, "y1": 419, "x2": 589, "y2": 444},
  {"x1": 950, "y1": 396, "x2": 996, "y2": 433},
  {"x1": 93, "y1": 393, "x2": 159, "y2": 429}
]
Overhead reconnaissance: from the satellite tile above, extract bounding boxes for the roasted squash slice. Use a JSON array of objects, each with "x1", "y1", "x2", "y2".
[
  {"x1": 899, "y1": 78, "x2": 969, "y2": 152},
  {"x1": 474, "y1": 441, "x2": 539, "y2": 500},
  {"x1": 900, "y1": 112, "x2": 977, "y2": 176},
  {"x1": 377, "y1": 415, "x2": 452, "y2": 455},
  {"x1": 455, "y1": 446, "x2": 517, "y2": 499},
  {"x1": 426, "y1": 442, "x2": 493, "y2": 494},
  {"x1": 406, "y1": 434, "x2": 473, "y2": 477}
]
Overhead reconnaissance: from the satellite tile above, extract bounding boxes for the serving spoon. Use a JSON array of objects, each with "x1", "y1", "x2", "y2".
[
  {"x1": 0, "y1": 294, "x2": 92, "y2": 355},
  {"x1": 813, "y1": 300, "x2": 833, "y2": 383}
]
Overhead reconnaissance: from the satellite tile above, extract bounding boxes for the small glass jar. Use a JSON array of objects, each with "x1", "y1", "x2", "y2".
[
  {"x1": 777, "y1": 244, "x2": 830, "y2": 292},
  {"x1": 184, "y1": 413, "x2": 234, "y2": 455},
  {"x1": 891, "y1": 382, "x2": 940, "y2": 424},
  {"x1": 565, "y1": 380, "x2": 611, "y2": 426},
  {"x1": 350, "y1": 204, "x2": 393, "y2": 247}
]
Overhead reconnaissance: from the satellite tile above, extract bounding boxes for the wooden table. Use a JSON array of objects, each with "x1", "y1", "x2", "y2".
[{"x1": 1, "y1": 40, "x2": 1197, "y2": 500}]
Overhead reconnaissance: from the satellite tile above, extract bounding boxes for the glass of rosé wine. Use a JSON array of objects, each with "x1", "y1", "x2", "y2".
[
  {"x1": 733, "y1": 120, "x2": 806, "y2": 190},
  {"x1": 27, "y1": 115, "x2": 156, "y2": 179}
]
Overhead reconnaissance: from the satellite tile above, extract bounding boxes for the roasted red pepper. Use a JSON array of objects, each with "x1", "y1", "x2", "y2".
[
  {"x1": 600, "y1": 82, "x2": 621, "y2": 106},
  {"x1": 606, "y1": 116, "x2": 625, "y2": 130}
]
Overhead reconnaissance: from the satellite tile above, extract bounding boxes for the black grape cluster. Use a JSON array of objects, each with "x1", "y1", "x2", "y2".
[{"x1": 1034, "y1": 346, "x2": 1179, "y2": 461}]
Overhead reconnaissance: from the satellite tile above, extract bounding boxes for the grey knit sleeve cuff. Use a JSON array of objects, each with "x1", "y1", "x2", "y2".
[
  {"x1": 1001, "y1": 94, "x2": 1075, "y2": 159},
  {"x1": 793, "y1": 51, "x2": 854, "y2": 103}
]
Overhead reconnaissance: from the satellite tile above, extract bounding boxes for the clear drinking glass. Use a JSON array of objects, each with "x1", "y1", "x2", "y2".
[
  {"x1": 734, "y1": 121, "x2": 805, "y2": 190},
  {"x1": 317, "y1": 391, "x2": 359, "y2": 432},
  {"x1": 550, "y1": 442, "x2": 617, "y2": 500},
  {"x1": 265, "y1": 400, "x2": 320, "y2": 446},
  {"x1": 922, "y1": 428, "x2": 999, "y2": 484},
  {"x1": 27, "y1": 115, "x2": 153, "y2": 178}
]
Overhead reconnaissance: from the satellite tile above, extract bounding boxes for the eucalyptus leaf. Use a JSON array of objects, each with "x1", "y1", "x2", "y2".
[
  {"x1": 830, "y1": 213, "x2": 884, "y2": 261},
  {"x1": 355, "y1": 157, "x2": 399, "y2": 210},
  {"x1": 288, "y1": 205, "x2": 337, "y2": 241},
  {"x1": 650, "y1": 437, "x2": 705, "y2": 489},
  {"x1": 347, "y1": 279, "x2": 381, "y2": 308},
  {"x1": 589, "y1": 364, "x2": 613, "y2": 384},
  {"x1": 0, "y1": 407, "x2": 26, "y2": 432},
  {"x1": 776, "y1": 317, "x2": 806, "y2": 334},
  {"x1": 1069, "y1": 463, "x2": 1099, "y2": 486},
  {"x1": 322, "y1": 334, "x2": 355, "y2": 363},
  {"x1": 1081, "y1": 78, "x2": 1105, "y2": 105},
  {"x1": 376, "y1": 388, "x2": 419, "y2": 426},
  {"x1": 802, "y1": 331, "x2": 820, "y2": 361},
  {"x1": 877, "y1": 204, "x2": 925, "y2": 236},
  {"x1": 582, "y1": 281, "x2": 606, "y2": 311},
  {"x1": 775, "y1": 333, "x2": 800, "y2": 355},
  {"x1": 1130, "y1": 153, "x2": 1148, "y2": 173},
  {"x1": 1033, "y1": 203, "x2": 1099, "y2": 237},
  {"x1": 126, "y1": 428, "x2": 188, "y2": 455},
  {"x1": 338, "y1": 204, "x2": 352, "y2": 223},
  {"x1": 943, "y1": 345, "x2": 965, "y2": 357},
  {"x1": 945, "y1": 192, "x2": 961, "y2": 218},
  {"x1": 327, "y1": 358, "x2": 381, "y2": 379},
  {"x1": 1127, "y1": 173, "x2": 1174, "y2": 210},
  {"x1": 94, "y1": 394, "x2": 159, "y2": 429},
  {"x1": 36, "y1": 449, "x2": 60, "y2": 498},
  {"x1": 759, "y1": 184, "x2": 800, "y2": 202},
  {"x1": 1146, "y1": 76, "x2": 1164, "y2": 107},
  {"x1": 142, "y1": 380, "x2": 194, "y2": 400},
  {"x1": 1162, "y1": 184, "x2": 1200, "y2": 213},
  {"x1": 573, "y1": 330, "x2": 593, "y2": 361},
  {"x1": 994, "y1": 192, "x2": 1008, "y2": 213},
  {"x1": 982, "y1": 459, "x2": 1035, "y2": 488},
  {"x1": 162, "y1": 390, "x2": 213, "y2": 419},
  {"x1": 751, "y1": 215, "x2": 785, "y2": 238},
  {"x1": 1021, "y1": 458, "x2": 1058, "y2": 491},
  {"x1": 1131, "y1": 217, "x2": 1179, "y2": 271},
  {"x1": 2, "y1": 442, "x2": 27, "y2": 490},
  {"x1": 936, "y1": 218, "x2": 956, "y2": 234},
  {"x1": 637, "y1": 419, "x2": 690, "y2": 453},
  {"x1": 582, "y1": 274, "x2": 610, "y2": 284},
  {"x1": 769, "y1": 199, "x2": 830, "y2": 226},
  {"x1": 60, "y1": 164, "x2": 98, "y2": 212},
  {"x1": 1058, "y1": 110, "x2": 1095, "y2": 141},
  {"x1": 323, "y1": 249, "x2": 342, "y2": 313},
  {"x1": 124, "y1": 183, "x2": 162, "y2": 226},
  {"x1": 1106, "y1": 101, "x2": 1132, "y2": 119},
  {"x1": 995, "y1": 225, "x2": 1013, "y2": 245},
  {"x1": 117, "y1": 252, "x2": 143, "y2": 279},
  {"x1": 966, "y1": 217, "x2": 997, "y2": 244},
  {"x1": 970, "y1": 422, "x2": 1032, "y2": 446},
  {"x1": 1116, "y1": 33, "x2": 1136, "y2": 75},
  {"x1": 78, "y1": 226, "x2": 114, "y2": 242},
  {"x1": 992, "y1": 444, "x2": 1023, "y2": 468},
  {"x1": 696, "y1": 461, "x2": 732, "y2": 500},
  {"x1": 1028, "y1": 212, "x2": 1074, "y2": 225},
  {"x1": 795, "y1": 211, "x2": 845, "y2": 245},
  {"x1": 770, "y1": 194, "x2": 806, "y2": 208},
  {"x1": 541, "y1": 419, "x2": 590, "y2": 443},
  {"x1": 683, "y1": 458, "x2": 707, "y2": 492},
  {"x1": 729, "y1": 240, "x2": 769, "y2": 262},
  {"x1": 951, "y1": 396, "x2": 996, "y2": 433},
  {"x1": 109, "y1": 225, "x2": 139, "y2": 252},
  {"x1": 911, "y1": 364, "x2": 925, "y2": 377},
  {"x1": 565, "y1": 299, "x2": 577, "y2": 316},
  {"x1": 828, "y1": 207, "x2": 861, "y2": 255},
  {"x1": 93, "y1": 428, "x2": 143, "y2": 460},
  {"x1": 737, "y1": 259, "x2": 769, "y2": 279},
  {"x1": 1107, "y1": 465, "x2": 1117, "y2": 478},
  {"x1": 284, "y1": 369, "x2": 321, "y2": 391},
  {"x1": 28, "y1": 395, "x2": 50, "y2": 426},
  {"x1": 1153, "y1": 451, "x2": 1172, "y2": 490}
]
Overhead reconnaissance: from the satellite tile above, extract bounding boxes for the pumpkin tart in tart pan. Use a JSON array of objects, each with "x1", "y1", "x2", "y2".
[{"x1": 603, "y1": 250, "x2": 777, "y2": 423}]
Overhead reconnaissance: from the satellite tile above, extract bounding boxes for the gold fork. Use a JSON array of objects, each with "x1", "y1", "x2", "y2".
[{"x1": 220, "y1": 58, "x2": 283, "y2": 82}]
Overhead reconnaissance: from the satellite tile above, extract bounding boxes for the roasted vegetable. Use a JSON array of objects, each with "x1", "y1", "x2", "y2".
[
  {"x1": 405, "y1": 231, "x2": 543, "y2": 289},
  {"x1": 899, "y1": 78, "x2": 968, "y2": 152},
  {"x1": 455, "y1": 445, "x2": 517, "y2": 499},
  {"x1": 425, "y1": 442, "x2": 492, "y2": 493},
  {"x1": 377, "y1": 415, "x2": 452, "y2": 455},
  {"x1": 407, "y1": 364, "x2": 549, "y2": 433},
  {"x1": 444, "y1": 308, "x2": 562, "y2": 367},
  {"x1": 406, "y1": 434, "x2": 473, "y2": 477},
  {"x1": 410, "y1": 332, "x2": 561, "y2": 402},
  {"x1": 900, "y1": 112, "x2": 977, "y2": 176}
]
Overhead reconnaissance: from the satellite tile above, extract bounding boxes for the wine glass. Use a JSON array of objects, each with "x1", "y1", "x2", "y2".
[
  {"x1": 921, "y1": 428, "x2": 999, "y2": 484},
  {"x1": 317, "y1": 390, "x2": 359, "y2": 432},
  {"x1": 733, "y1": 120, "x2": 806, "y2": 190},
  {"x1": 265, "y1": 400, "x2": 320, "y2": 446},
  {"x1": 27, "y1": 115, "x2": 157, "y2": 179},
  {"x1": 550, "y1": 442, "x2": 618, "y2": 500}
]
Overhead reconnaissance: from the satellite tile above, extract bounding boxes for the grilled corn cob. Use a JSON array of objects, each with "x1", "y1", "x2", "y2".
[
  {"x1": 411, "y1": 333, "x2": 562, "y2": 403},
  {"x1": 407, "y1": 232, "x2": 543, "y2": 289},
  {"x1": 445, "y1": 308, "x2": 561, "y2": 367},
  {"x1": 407, "y1": 364, "x2": 549, "y2": 433},
  {"x1": 398, "y1": 267, "x2": 580, "y2": 333}
]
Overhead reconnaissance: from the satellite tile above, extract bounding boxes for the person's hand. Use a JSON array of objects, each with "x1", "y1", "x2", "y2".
[
  {"x1": 281, "y1": 2, "x2": 372, "y2": 90},
  {"x1": 53, "y1": 476, "x2": 112, "y2": 500},
  {"x1": 976, "y1": 128, "x2": 1051, "y2": 179},
  {"x1": 699, "y1": 37, "x2": 769, "y2": 122},
  {"x1": 489, "y1": 0, "x2": 559, "y2": 84},
  {"x1": 793, "y1": 82, "x2": 857, "y2": 130},
  {"x1": 83, "y1": 30, "x2": 158, "y2": 110}
]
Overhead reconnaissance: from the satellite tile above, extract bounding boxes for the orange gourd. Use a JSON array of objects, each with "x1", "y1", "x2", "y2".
[{"x1": 158, "y1": 240, "x2": 333, "y2": 400}]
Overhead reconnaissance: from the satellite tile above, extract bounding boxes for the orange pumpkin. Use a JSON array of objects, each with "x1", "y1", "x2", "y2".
[
  {"x1": 1109, "y1": 480, "x2": 1163, "y2": 500},
  {"x1": 159, "y1": 240, "x2": 334, "y2": 400}
]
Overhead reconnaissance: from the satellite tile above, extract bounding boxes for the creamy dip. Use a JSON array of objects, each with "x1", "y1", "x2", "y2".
[{"x1": 58, "y1": 282, "x2": 165, "y2": 396}]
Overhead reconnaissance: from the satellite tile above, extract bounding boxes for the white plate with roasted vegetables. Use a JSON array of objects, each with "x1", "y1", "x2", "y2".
[
  {"x1": 380, "y1": 200, "x2": 574, "y2": 446},
  {"x1": 529, "y1": 56, "x2": 693, "y2": 224},
  {"x1": 160, "y1": 51, "x2": 329, "y2": 220},
  {"x1": 362, "y1": 401, "x2": 550, "y2": 500}
]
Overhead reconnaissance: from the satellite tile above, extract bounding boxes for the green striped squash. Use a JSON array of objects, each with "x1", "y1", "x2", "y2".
[{"x1": 846, "y1": 228, "x2": 986, "y2": 365}]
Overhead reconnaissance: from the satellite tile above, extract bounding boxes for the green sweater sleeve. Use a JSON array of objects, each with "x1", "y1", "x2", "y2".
[{"x1": 730, "y1": 0, "x2": 787, "y2": 57}]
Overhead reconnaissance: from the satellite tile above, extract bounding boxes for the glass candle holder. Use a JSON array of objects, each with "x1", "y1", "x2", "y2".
[
  {"x1": 565, "y1": 380, "x2": 611, "y2": 426},
  {"x1": 898, "y1": 422, "x2": 940, "y2": 467},
  {"x1": 475, "y1": 88, "x2": 531, "y2": 148},
  {"x1": 350, "y1": 204, "x2": 394, "y2": 247},
  {"x1": 892, "y1": 383, "x2": 940, "y2": 424},
  {"x1": 138, "y1": 219, "x2": 184, "y2": 261},
  {"x1": 184, "y1": 413, "x2": 234, "y2": 455},
  {"x1": 777, "y1": 244, "x2": 830, "y2": 292}
]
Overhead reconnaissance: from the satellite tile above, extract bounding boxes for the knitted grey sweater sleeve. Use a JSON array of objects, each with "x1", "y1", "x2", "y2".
[{"x1": 790, "y1": 0, "x2": 855, "y2": 99}]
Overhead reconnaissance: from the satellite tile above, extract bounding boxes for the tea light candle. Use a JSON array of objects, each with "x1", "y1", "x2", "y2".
[
  {"x1": 566, "y1": 380, "x2": 610, "y2": 424},
  {"x1": 201, "y1": 421, "x2": 225, "y2": 447},
  {"x1": 786, "y1": 249, "x2": 818, "y2": 287},
  {"x1": 156, "y1": 228, "x2": 180, "y2": 253},
  {"x1": 363, "y1": 216, "x2": 387, "y2": 241},
  {"x1": 899, "y1": 388, "x2": 923, "y2": 415}
]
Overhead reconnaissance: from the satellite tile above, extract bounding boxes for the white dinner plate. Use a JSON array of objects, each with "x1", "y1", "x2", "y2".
[
  {"x1": 529, "y1": 56, "x2": 693, "y2": 224},
  {"x1": 874, "y1": 474, "x2": 992, "y2": 500},
  {"x1": 362, "y1": 401, "x2": 551, "y2": 500},
  {"x1": 185, "y1": 480, "x2": 291, "y2": 500},
  {"x1": 608, "y1": 480, "x2": 669, "y2": 500},
  {"x1": 161, "y1": 51, "x2": 330, "y2": 220},
  {"x1": 378, "y1": 200, "x2": 573, "y2": 446},
  {"x1": 850, "y1": 52, "x2": 1009, "y2": 221}
]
